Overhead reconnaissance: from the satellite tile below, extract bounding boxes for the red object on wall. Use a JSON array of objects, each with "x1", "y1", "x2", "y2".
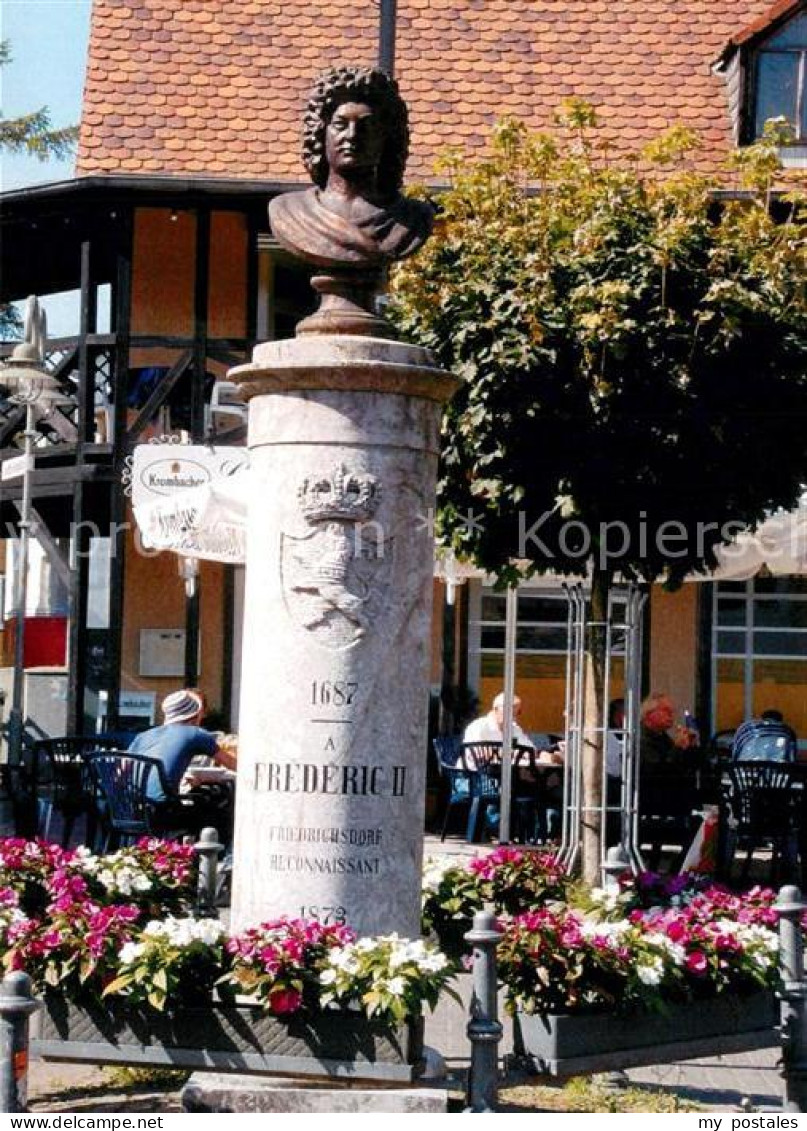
[{"x1": 2, "y1": 617, "x2": 68, "y2": 668}]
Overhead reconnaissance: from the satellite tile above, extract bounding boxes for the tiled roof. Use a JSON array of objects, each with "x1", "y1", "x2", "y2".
[
  {"x1": 723, "y1": 0, "x2": 803, "y2": 50},
  {"x1": 78, "y1": 0, "x2": 795, "y2": 182}
]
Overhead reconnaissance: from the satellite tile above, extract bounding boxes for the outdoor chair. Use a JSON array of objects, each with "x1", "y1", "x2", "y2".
[
  {"x1": 85, "y1": 750, "x2": 177, "y2": 850},
  {"x1": 461, "y1": 741, "x2": 537, "y2": 844},
  {"x1": 32, "y1": 736, "x2": 121, "y2": 848},
  {"x1": 638, "y1": 767, "x2": 701, "y2": 871},
  {"x1": 432, "y1": 735, "x2": 471, "y2": 841},
  {"x1": 717, "y1": 761, "x2": 802, "y2": 885},
  {"x1": 731, "y1": 719, "x2": 798, "y2": 764},
  {"x1": 86, "y1": 750, "x2": 232, "y2": 850}
]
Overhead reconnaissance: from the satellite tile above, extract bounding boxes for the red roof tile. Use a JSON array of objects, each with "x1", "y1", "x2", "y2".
[{"x1": 77, "y1": 0, "x2": 802, "y2": 182}]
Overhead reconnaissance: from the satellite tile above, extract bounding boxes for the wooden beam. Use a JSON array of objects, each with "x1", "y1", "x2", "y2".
[
  {"x1": 126, "y1": 349, "x2": 192, "y2": 442},
  {"x1": 66, "y1": 480, "x2": 91, "y2": 734},
  {"x1": 77, "y1": 240, "x2": 97, "y2": 445},
  {"x1": 106, "y1": 210, "x2": 133, "y2": 730},
  {"x1": 191, "y1": 207, "x2": 209, "y2": 443},
  {"x1": 0, "y1": 405, "x2": 26, "y2": 448}
]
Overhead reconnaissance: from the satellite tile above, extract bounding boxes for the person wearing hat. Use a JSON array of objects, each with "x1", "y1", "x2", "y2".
[{"x1": 128, "y1": 688, "x2": 235, "y2": 838}]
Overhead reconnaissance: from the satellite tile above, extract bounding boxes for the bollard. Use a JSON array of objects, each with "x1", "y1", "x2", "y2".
[
  {"x1": 0, "y1": 972, "x2": 39, "y2": 1114},
  {"x1": 195, "y1": 827, "x2": 223, "y2": 919},
  {"x1": 602, "y1": 845, "x2": 630, "y2": 893},
  {"x1": 464, "y1": 909, "x2": 504, "y2": 1113},
  {"x1": 776, "y1": 885, "x2": 807, "y2": 1113}
]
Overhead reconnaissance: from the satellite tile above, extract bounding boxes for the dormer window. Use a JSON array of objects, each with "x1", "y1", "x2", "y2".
[
  {"x1": 716, "y1": 2, "x2": 807, "y2": 163},
  {"x1": 752, "y1": 9, "x2": 807, "y2": 141}
]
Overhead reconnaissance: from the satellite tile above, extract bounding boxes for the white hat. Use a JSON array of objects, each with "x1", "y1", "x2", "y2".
[{"x1": 162, "y1": 689, "x2": 203, "y2": 725}]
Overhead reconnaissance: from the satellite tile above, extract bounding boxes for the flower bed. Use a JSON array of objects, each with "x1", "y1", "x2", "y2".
[
  {"x1": 0, "y1": 839, "x2": 454, "y2": 1034},
  {"x1": 422, "y1": 847, "x2": 570, "y2": 959},
  {"x1": 512, "y1": 991, "x2": 778, "y2": 1077},
  {"x1": 0, "y1": 836, "x2": 789, "y2": 1079},
  {"x1": 36, "y1": 996, "x2": 424, "y2": 1082},
  {"x1": 423, "y1": 848, "x2": 782, "y2": 1028}
]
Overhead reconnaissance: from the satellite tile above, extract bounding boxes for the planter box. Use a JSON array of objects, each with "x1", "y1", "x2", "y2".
[
  {"x1": 512, "y1": 991, "x2": 779, "y2": 1077},
  {"x1": 33, "y1": 997, "x2": 424, "y2": 1083}
]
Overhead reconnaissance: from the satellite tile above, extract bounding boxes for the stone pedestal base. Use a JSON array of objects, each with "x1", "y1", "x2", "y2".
[{"x1": 181, "y1": 1073, "x2": 448, "y2": 1113}]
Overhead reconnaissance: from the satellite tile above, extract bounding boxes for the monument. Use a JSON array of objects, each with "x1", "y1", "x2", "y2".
[{"x1": 229, "y1": 66, "x2": 457, "y2": 938}]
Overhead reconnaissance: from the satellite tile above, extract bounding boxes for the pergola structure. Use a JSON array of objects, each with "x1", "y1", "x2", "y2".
[{"x1": 0, "y1": 175, "x2": 292, "y2": 732}]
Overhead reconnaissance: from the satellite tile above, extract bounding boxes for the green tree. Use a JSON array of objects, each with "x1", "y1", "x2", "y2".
[
  {"x1": 0, "y1": 40, "x2": 78, "y2": 339},
  {"x1": 391, "y1": 107, "x2": 807, "y2": 880},
  {"x1": 0, "y1": 41, "x2": 78, "y2": 161}
]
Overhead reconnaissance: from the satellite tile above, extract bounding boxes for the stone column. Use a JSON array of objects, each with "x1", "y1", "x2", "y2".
[{"x1": 229, "y1": 335, "x2": 457, "y2": 938}]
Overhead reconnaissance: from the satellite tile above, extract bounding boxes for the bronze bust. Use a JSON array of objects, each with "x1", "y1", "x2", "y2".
[{"x1": 269, "y1": 66, "x2": 434, "y2": 337}]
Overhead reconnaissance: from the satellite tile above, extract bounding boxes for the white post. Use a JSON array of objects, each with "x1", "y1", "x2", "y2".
[{"x1": 499, "y1": 585, "x2": 518, "y2": 844}]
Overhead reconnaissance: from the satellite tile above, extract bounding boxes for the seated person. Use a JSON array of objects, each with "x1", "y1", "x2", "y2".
[
  {"x1": 128, "y1": 688, "x2": 236, "y2": 840},
  {"x1": 463, "y1": 691, "x2": 535, "y2": 767},
  {"x1": 640, "y1": 692, "x2": 698, "y2": 771},
  {"x1": 605, "y1": 697, "x2": 626, "y2": 781}
]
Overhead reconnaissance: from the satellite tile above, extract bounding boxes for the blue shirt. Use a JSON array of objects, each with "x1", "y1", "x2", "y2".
[{"x1": 128, "y1": 724, "x2": 218, "y2": 802}]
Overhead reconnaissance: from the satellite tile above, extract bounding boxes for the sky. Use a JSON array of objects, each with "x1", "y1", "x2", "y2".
[
  {"x1": 1, "y1": 0, "x2": 92, "y2": 191},
  {"x1": 1, "y1": 1, "x2": 92, "y2": 331}
]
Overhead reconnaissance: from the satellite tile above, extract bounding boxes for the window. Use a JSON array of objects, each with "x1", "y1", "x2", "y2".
[
  {"x1": 712, "y1": 577, "x2": 807, "y2": 742},
  {"x1": 752, "y1": 10, "x2": 807, "y2": 141},
  {"x1": 467, "y1": 582, "x2": 630, "y2": 733}
]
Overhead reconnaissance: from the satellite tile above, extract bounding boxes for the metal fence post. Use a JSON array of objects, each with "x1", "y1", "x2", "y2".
[
  {"x1": 465, "y1": 909, "x2": 504, "y2": 1113},
  {"x1": 777, "y1": 885, "x2": 807, "y2": 1113},
  {"x1": 195, "y1": 826, "x2": 223, "y2": 919},
  {"x1": 0, "y1": 972, "x2": 39, "y2": 1114}
]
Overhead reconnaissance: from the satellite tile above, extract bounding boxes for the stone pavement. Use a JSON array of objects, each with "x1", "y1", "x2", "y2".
[{"x1": 24, "y1": 1047, "x2": 784, "y2": 1113}]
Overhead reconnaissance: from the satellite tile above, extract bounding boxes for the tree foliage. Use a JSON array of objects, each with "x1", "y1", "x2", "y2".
[
  {"x1": 391, "y1": 107, "x2": 807, "y2": 587},
  {"x1": 0, "y1": 41, "x2": 78, "y2": 339},
  {"x1": 0, "y1": 41, "x2": 78, "y2": 162}
]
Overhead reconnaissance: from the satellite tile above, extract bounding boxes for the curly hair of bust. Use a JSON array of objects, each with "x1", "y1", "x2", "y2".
[{"x1": 302, "y1": 66, "x2": 410, "y2": 194}]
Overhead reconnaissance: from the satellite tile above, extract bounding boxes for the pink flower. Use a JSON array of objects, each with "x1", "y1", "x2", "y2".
[
  {"x1": 665, "y1": 920, "x2": 690, "y2": 944},
  {"x1": 268, "y1": 988, "x2": 302, "y2": 1015},
  {"x1": 685, "y1": 951, "x2": 708, "y2": 976}
]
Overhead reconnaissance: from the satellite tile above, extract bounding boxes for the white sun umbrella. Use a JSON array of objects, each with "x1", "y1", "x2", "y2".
[{"x1": 705, "y1": 493, "x2": 807, "y2": 580}]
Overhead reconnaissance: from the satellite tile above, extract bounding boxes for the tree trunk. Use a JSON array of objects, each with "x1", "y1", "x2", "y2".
[{"x1": 580, "y1": 564, "x2": 611, "y2": 885}]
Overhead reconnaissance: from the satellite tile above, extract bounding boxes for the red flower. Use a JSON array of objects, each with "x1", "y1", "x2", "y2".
[
  {"x1": 685, "y1": 951, "x2": 708, "y2": 976},
  {"x1": 268, "y1": 987, "x2": 302, "y2": 1015}
]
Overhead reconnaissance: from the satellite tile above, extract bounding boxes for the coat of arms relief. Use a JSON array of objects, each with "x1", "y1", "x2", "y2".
[{"x1": 280, "y1": 464, "x2": 393, "y2": 649}]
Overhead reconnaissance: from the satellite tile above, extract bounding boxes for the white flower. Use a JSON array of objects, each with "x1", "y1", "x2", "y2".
[
  {"x1": 636, "y1": 960, "x2": 664, "y2": 986},
  {"x1": 422, "y1": 857, "x2": 457, "y2": 894},
  {"x1": 385, "y1": 976, "x2": 406, "y2": 996},
  {"x1": 119, "y1": 941, "x2": 144, "y2": 964},
  {"x1": 418, "y1": 951, "x2": 449, "y2": 973},
  {"x1": 319, "y1": 968, "x2": 338, "y2": 986},
  {"x1": 327, "y1": 947, "x2": 361, "y2": 974}
]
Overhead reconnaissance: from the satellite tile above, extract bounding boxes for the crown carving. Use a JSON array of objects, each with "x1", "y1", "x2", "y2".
[{"x1": 298, "y1": 465, "x2": 381, "y2": 523}]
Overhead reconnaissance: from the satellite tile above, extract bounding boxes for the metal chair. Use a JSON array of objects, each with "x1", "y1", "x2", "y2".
[
  {"x1": 85, "y1": 750, "x2": 175, "y2": 850},
  {"x1": 732, "y1": 719, "x2": 798, "y2": 764},
  {"x1": 717, "y1": 761, "x2": 801, "y2": 884},
  {"x1": 638, "y1": 767, "x2": 702, "y2": 871},
  {"x1": 432, "y1": 736, "x2": 472, "y2": 841},
  {"x1": 32, "y1": 736, "x2": 121, "y2": 847},
  {"x1": 461, "y1": 741, "x2": 537, "y2": 843}
]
